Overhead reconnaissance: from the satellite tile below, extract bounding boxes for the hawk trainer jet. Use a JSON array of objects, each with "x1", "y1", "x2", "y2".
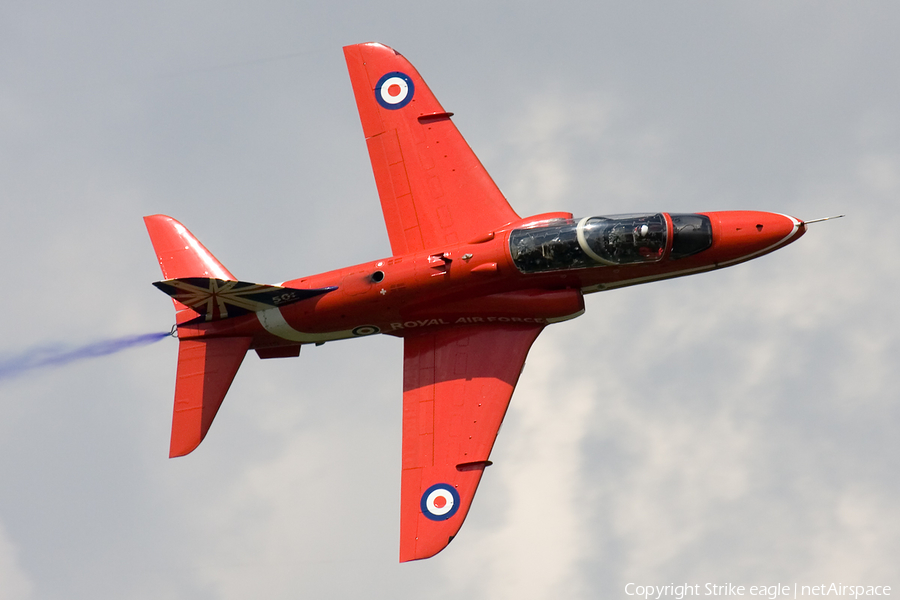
[{"x1": 146, "y1": 42, "x2": 822, "y2": 562}]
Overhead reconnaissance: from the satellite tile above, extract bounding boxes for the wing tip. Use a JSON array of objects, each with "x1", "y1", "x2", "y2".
[
  {"x1": 399, "y1": 535, "x2": 455, "y2": 563},
  {"x1": 144, "y1": 214, "x2": 236, "y2": 281},
  {"x1": 168, "y1": 421, "x2": 205, "y2": 458},
  {"x1": 342, "y1": 41, "x2": 398, "y2": 54}
]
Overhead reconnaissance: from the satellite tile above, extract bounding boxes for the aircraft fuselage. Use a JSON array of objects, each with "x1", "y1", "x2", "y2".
[{"x1": 174, "y1": 210, "x2": 805, "y2": 349}]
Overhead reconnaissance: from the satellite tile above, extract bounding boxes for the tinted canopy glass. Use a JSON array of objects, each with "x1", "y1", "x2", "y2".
[
  {"x1": 510, "y1": 214, "x2": 668, "y2": 273},
  {"x1": 578, "y1": 214, "x2": 667, "y2": 265},
  {"x1": 670, "y1": 213, "x2": 712, "y2": 259}
]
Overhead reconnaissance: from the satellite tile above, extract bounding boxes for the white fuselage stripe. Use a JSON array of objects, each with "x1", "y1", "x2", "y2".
[{"x1": 256, "y1": 308, "x2": 354, "y2": 343}]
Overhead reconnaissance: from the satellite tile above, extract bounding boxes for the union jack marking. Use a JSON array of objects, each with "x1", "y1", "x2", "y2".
[{"x1": 152, "y1": 278, "x2": 336, "y2": 322}]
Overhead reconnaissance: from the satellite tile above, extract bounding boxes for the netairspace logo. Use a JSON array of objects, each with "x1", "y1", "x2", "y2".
[{"x1": 624, "y1": 583, "x2": 892, "y2": 600}]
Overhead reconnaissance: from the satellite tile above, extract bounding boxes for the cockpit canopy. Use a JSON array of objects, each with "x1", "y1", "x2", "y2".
[{"x1": 509, "y1": 213, "x2": 711, "y2": 273}]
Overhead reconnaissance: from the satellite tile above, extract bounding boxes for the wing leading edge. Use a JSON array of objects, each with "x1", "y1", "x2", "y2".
[
  {"x1": 400, "y1": 324, "x2": 544, "y2": 561},
  {"x1": 343, "y1": 42, "x2": 520, "y2": 255}
]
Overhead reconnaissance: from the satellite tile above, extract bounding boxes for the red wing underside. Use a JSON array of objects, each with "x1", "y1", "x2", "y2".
[
  {"x1": 343, "y1": 43, "x2": 519, "y2": 255},
  {"x1": 400, "y1": 324, "x2": 544, "y2": 561}
]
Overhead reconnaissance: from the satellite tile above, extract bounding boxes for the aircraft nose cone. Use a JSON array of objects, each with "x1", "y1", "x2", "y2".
[{"x1": 706, "y1": 211, "x2": 805, "y2": 265}]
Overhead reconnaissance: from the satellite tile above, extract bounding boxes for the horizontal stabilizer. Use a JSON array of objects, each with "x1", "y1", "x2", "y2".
[
  {"x1": 153, "y1": 278, "x2": 336, "y2": 323},
  {"x1": 171, "y1": 337, "x2": 251, "y2": 457},
  {"x1": 144, "y1": 215, "x2": 235, "y2": 280}
]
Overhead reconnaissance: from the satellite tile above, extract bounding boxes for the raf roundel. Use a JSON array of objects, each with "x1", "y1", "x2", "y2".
[
  {"x1": 420, "y1": 483, "x2": 460, "y2": 521},
  {"x1": 375, "y1": 71, "x2": 415, "y2": 110},
  {"x1": 352, "y1": 325, "x2": 380, "y2": 336}
]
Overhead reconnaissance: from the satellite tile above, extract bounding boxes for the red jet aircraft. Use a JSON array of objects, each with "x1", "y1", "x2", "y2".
[{"x1": 146, "y1": 42, "x2": 818, "y2": 562}]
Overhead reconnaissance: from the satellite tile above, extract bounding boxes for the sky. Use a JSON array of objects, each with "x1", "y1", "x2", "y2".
[{"x1": 1, "y1": 2, "x2": 898, "y2": 598}]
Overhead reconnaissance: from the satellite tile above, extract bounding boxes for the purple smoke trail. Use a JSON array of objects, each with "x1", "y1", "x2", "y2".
[{"x1": 0, "y1": 331, "x2": 171, "y2": 383}]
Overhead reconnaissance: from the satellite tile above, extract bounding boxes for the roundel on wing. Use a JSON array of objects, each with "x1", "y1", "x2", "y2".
[
  {"x1": 420, "y1": 483, "x2": 460, "y2": 521},
  {"x1": 375, "y1": 72, "x2": 415, "y2": 110}
]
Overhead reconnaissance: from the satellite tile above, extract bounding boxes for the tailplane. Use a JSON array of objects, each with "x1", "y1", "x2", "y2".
[
  {"x1": 144, "y1": 215, "x2": 235, "y2": 324},
  {"x1": 144, "y1": 215, "x2": 235, "y2": 280},
  {"x1": 145, "y1": 215, "x2": 248, "y2": 456},
  {"x1": 170, "y1": 337, "x2": 251, "y2": 457},
  {"x1": 146, "y1": 215, "x2": 321, "y2": 457}
]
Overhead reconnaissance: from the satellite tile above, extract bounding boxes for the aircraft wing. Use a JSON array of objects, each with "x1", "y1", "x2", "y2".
[
  {"x1": 343, "y1": 43, "x2": 520, "y2": 255},
  {"x1": 400, "y1": 324, "x2": 544, "y2": 561}
]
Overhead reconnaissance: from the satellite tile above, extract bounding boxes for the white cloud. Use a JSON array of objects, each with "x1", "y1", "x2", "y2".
[
  {"x1": 445, "y1": 336, "x2": 594, "y2": 599},
  {"x1": 803, "y1": 485, "x2": 900, "y2": 580}
]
